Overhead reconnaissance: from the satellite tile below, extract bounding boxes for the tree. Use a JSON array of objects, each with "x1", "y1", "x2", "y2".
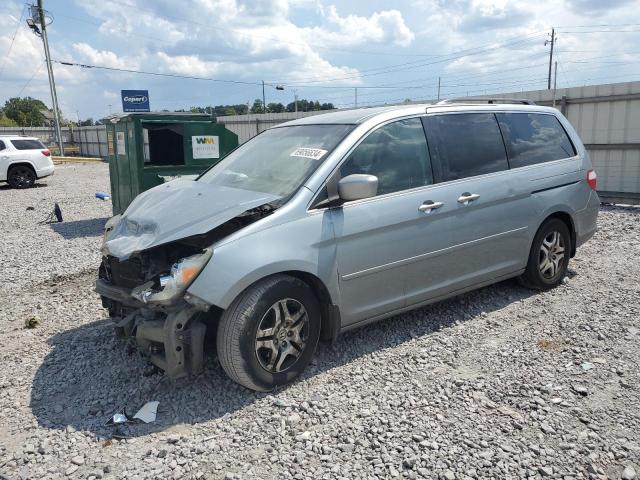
[
  {"x1": 3, "y1": 97, "x2": 48, "y2": 126},
  {"x1": 267, "y1": 102, "x2": 285, "y2": 113},
  {"x1": 78, "y1": 118, "x2": 94, "y2": 127},
  {"x1": 0, "y1": 115, "x2": 17, "y2": 127},
  {"x1": 250, "y1": 99, "x2": 264, "y2": 114}
]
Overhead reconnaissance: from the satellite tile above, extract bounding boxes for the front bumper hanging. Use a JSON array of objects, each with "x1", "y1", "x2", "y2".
[{"x1": 96, "y1": 280, "x2": 206, "y2": 379}]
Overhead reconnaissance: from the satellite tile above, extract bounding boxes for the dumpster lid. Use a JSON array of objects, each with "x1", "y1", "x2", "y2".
[{"x1": 104, "y1": 112, "x2": 216, "y2": 124}]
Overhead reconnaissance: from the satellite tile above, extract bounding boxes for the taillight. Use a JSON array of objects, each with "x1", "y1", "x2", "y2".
[
  {"x1": 587, "y1": 169, "x2": 597, "y2": 191},
  {"x1": 41, "y1": 150, "x2": 51, "y2": 157}
]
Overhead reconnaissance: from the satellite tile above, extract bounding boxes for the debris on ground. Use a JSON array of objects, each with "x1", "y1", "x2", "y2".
[
  {"x1": 24, "y1": 315, "x2": 40, "y2": 329},
  {"x1": 132, "y1": 401, "x2": 159, "y2": 423},
  {"x1": 0, "y1": 165, "x2": 638, "y2": 479}
]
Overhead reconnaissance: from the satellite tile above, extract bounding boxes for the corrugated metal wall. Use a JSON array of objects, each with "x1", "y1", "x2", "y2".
[
  {"x1": 218, "y1": 111, "x2": 330, "y2": 144},
  {"x1": 494, "y1": 81, "x2": 640, "y2": 203},
  {"x1": 5, "y1": 81, "x2": 637, "y2": 202},
  {"x1": 73, "y1": 126, "x2": 109, "y2": 157}
]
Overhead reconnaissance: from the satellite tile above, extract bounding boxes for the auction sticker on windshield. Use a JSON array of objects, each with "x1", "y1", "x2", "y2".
[{"x1": 290, "y1": 147, "x2": 327, "y2": 160}]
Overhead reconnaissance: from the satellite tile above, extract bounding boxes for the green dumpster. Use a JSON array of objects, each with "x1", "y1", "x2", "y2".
[{"x1": 105, "y1": 112, "x2": 239, "y2": 215}]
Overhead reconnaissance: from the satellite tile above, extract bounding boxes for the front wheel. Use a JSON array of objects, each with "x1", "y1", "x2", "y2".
[
  {"x1": 216, "y1": 275, "x2": 321, "y2": 391},
  {"x1": 519, "y1": 218, "x2": 571, "y2": 290}
]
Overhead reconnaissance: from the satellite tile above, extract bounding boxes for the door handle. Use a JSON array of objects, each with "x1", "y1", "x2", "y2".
[
  {"x1": 418, "y1": 200, "x2": 444, "y2": 213},
  {"x1": 457, "y1": 192, "x2": 480, "y2": 205},
  {"x1": 1, "y1": 156, "x2": 8, "y2": 160}
]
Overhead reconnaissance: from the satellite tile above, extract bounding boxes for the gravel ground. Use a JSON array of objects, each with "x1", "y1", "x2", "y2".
[{"x1": 0, "y1": 164, "x2": 639, "y2": 480}]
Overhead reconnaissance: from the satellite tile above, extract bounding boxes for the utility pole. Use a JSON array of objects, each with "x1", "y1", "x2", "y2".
[
  {"x1": 552, "y1": 61, "x2": 558, "y2": 107},
  {"x1": 545, "y1": 27, "x2": 556, "y2": 90},
  {"x1": 293, "y1": 89, "x2": 298, "y2": 113},
  {"x1": 354, "y1": 87, "x2": 358, "y2": 108},
  {"x1": 262, "y1": 80, "x2": 266, "y2": 113},
  {"x1": 437, "y1": 77, "x2": 441, "y2": 101},
  {"x1": 29, "y1": 0, "x2": 64, "y2": 155}
]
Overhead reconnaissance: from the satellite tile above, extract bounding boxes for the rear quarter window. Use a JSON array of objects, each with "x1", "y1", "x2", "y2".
[
  {"x1": 496, "y1": 113, "x2": 576, "y2": 168},
  {"x1": 10, "y1": 139, "x2": 46, "y2": 150}
]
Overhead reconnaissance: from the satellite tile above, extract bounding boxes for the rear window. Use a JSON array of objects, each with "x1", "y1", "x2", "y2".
[
  {"x1": 496, "y1": 113, "x2": 576, "y2": 168},
  {"x1": 423, "y1": 113, "x2": 509, "y2": 182},
  {"x1": 10, "y1": 139, "x2": 46, "y2": 150}
]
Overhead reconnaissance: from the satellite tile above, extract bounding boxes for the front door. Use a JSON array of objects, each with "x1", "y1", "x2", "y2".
[{"x1": 330, "y1": 117, "x2": 447, "y2": 325}]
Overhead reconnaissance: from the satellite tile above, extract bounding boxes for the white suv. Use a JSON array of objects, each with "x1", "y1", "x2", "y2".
[{"x1": 0, "y1": 136, "x2": 55, "y2": 188}]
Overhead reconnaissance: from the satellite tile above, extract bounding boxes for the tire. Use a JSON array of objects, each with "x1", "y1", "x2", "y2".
[
  {"x1": 7, "y1": 165, "x2": 36, "y2": 189},
  {"x1": 519, "y1": 218, "x2": 571, "y2": 290},
  {"x1": 216, "y1": 275, "x2": 321, "y2": 391}
]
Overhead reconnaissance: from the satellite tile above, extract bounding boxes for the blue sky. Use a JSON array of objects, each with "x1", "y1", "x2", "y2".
[{"x1": 1, "y1": 0, "x2": 639, "y2": 121}]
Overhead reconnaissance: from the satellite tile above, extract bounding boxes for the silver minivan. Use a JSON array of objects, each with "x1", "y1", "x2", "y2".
[{"x1": 97, "y1": 100, "x2": 600, "y2": 391}]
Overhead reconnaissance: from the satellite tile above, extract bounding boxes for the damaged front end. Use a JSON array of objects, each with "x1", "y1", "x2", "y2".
[
  {"x1": 96, "y1": 194, "x2": 278, "y2": 380},
  {"x1": 97, "y1": 239, "x2": 214, "y2": 379}
]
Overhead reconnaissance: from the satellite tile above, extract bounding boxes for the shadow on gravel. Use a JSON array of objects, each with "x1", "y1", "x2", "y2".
[
  {"x1": 50, "y1": 217, "x2": 109, "y2": 239},
  {"x1": 30, "y1": 278, "x2": 539, "y2": 439},
  {"x1": 0, "y1": 182, "x2": 48, "y2": 190}
]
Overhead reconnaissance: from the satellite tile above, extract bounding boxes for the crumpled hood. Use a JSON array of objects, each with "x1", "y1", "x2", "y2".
[{"x1": 103, "y1": 179, "x2": 279, "y2": 259}]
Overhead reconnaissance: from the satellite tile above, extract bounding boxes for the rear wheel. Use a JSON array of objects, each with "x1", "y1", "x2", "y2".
[
  {"x1": 8, "y1": 165, "x2": 36, "y2": 189},
  {"x1": 216, "y1": 275, "x2": 321, "y2": 391},
  {"x1": 519, "y1": 218, "x2": 571, "y2": 290}
]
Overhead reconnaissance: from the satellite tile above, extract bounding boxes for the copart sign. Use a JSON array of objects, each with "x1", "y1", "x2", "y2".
[{"x1": 121, "y1": 90, "x2": 150, "y2": 112}]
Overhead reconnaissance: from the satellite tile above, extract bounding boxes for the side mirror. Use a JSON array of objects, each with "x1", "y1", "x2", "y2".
[{"x1": 338, "y1": 174, "x2": 378, "y2": 201}]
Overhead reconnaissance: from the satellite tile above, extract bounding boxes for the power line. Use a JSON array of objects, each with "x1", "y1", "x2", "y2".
[
  {"x1": 71, "y1": 0, "x2": 447, "y2": 58},
  {"x1": 15, "y1": 61, "x2": 45, "y2": 97},
  {"x1": 54, "y1": 60, "x2": 264, "y2": 86},
  {"x1": 277, "y1": 32, "x2": 548, "y2": 85},
  {"x1": 558, "y1": 29, "x2": 640, "y2": 33},
  {"x1": 0, "y1": 5, "x2": 26, "y2": 80},
  {"x1": 52, "y1": 60, "x2": 432, "y2": 90}
]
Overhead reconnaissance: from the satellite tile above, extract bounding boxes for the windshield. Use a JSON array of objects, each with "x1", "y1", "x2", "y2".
[{"x1": 198, "y1": 124, "x2": 353, "y2": 198}]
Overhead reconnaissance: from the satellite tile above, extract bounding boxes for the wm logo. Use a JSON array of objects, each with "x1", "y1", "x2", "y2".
[{"x1": 195, "y1": 137, "x2": 215, "y2": 144}]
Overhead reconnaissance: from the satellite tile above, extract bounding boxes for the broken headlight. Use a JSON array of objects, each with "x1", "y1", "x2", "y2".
[
  {"x1": 103, "y1": 214, "x2": 122, "y2": 245},
  {"x1": 131, "y1": 248, "x2": 213, "y2": 305}
]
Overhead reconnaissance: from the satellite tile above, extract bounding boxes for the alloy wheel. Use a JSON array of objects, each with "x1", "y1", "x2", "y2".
[
  {"x1": 255, "y1": 298, "x2": 309, "y2": 373},
  {"x1": 538, "y1": 230, "x2": 565, "y2": 279}
]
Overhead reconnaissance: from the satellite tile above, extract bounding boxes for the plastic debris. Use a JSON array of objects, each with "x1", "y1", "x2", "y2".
[
  {"x1": 24, "y1": 315, "x2": 40, "y2": 329},
  {"x1": 112, "y1": 413, "x2": 128, "y2": 424},
  {"x1": 95, "y1": 192, "x2": 111, "y2": 200},
  {"x1": 133, "y1": 401, "x2": 159, "y2": 424},
  {"x1": 580, "y1": 362, "x2": 594, "y2": 371},
  {"x1": 40, "y1": 203, "x2": 63, "y2": 224}
]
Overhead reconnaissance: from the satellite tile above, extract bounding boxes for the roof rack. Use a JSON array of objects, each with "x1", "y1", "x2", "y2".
[{"x1": 436, "y1": 97, "x2": 536, "y2": 106}]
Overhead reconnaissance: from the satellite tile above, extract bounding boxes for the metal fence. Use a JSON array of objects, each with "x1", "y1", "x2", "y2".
[
  {"x1": 217, "y1": 111, "x2": 330, "y2": 144},
  {"x1": 2, "y1": 81, "x2": 638, "y2": 203},
  {"x1": 73, "y1": 126, "x2": 109, "y2": 157},
  {"x1": 0, "y1": 126, "x2": 72, "y2": 144},
  {"x1": 494, "y1": 81, "x2": 640, "y2": 204}
]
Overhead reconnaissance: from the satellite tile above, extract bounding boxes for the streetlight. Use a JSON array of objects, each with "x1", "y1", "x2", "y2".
[{"x1": 262, "y1": 82, "x2": 285, "y2": 113}]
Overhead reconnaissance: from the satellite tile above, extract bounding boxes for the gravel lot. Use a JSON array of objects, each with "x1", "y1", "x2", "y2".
[{"x1": 0, "y1": 164, "x2": 639, "y2": 480}]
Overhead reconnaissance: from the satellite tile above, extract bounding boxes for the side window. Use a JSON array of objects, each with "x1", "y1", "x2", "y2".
[
  {"x1": 424, "y1": 113, "x2": 509, "y2": 182},
  {"x1": 496, "y1": 113, "x2": 576, "y2": 168},
  {"x1": 0, "y1": 140, "x2": 5, "y2": 151},
  {"x1": 339, "y1": 118, "x2": 433, "y2": 196}
]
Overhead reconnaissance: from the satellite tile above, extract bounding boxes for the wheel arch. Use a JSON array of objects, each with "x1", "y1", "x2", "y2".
[
  {"x1": 210, "y1": 269, "x2": 341, "y2": 344},
  {"x1": 543, "y1": 211, "x2": 577, "y2": 257},
  {"x1": 281, "y1": 270, "x2": 341, "y2": 343},
  {"x1": 7, "y1": 161, "x2": 37, "y2": 178}
]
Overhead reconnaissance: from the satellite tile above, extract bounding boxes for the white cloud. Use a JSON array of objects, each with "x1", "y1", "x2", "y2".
[
  {"x1": 72, "y1": 43, "x2": 140, "y2": 70},
  {"x1": 303, "y1": 5, "x2": 415, "y2": 48}
]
